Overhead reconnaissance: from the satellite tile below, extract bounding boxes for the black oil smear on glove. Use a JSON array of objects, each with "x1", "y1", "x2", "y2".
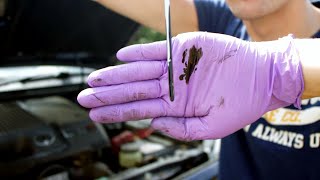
[
  {"x1": 182, "y1": 49, "x2": 188, "y2": 63},
  {"x1": 179, "y1": 46, "x2": 203, "y2": 84}
]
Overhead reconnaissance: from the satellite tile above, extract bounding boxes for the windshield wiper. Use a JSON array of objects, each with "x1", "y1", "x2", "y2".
[{"x1": 0, "y1": 72, "x2": 90, "y2": 86}]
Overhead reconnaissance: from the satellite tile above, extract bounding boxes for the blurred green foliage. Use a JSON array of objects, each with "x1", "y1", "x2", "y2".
[
  {"x1": 128, "y1": 26, "x2": 166, "y2": 45},
  {"x1": 115, "y1": 26, "x2": 165, "y2": 65}
]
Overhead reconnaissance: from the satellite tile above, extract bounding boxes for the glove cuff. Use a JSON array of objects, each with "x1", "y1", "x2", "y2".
[{"x1": 271, "y1": 34, "x2": 305, "y2": 109}]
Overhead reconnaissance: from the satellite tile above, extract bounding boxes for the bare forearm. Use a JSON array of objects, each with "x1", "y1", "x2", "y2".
[
  {"x1": 94, "y1": 0, "x2": 198, "y2": 35},
  {"x1": 294, "y1": 39, "x2": 320, "y2": 99}
]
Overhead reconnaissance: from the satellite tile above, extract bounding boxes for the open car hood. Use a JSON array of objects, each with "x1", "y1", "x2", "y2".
[
  {"x1": 0, "y1": 0, "x2": 139, "y2": 68},
  {"x1": 0, "y1": 0, "x2": 139, "y2": 100}
]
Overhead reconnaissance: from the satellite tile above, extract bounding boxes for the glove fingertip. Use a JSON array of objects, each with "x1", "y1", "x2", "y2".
[
  {"x1": 116, "y1": 45, "x2": 139, "y2": 61},
  {"x1": 77, "y1": 89, "x2": 92, "y2": 108},
  {"x1": 116, "y1": 47, "x2": 128, "y2": 61}
]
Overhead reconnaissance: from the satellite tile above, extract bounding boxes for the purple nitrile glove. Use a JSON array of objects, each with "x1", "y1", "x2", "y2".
[{"x1": 77, "y1": 32, "x2": 304, "y2": 141}]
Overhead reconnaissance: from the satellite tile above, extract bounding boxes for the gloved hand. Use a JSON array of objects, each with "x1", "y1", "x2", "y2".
[{"x1": 77, "y1": 32, "x2": 304, "y2": 141}]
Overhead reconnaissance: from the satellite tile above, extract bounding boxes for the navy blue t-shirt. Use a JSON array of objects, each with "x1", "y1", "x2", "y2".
[{"x1": 194, "y1": 0, "x2": 320, "y2": 180}]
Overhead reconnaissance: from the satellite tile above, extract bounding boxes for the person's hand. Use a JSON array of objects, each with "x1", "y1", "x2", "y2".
[{"x1": 77, "y1": 32, "x2": 304, "y2": 141}]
